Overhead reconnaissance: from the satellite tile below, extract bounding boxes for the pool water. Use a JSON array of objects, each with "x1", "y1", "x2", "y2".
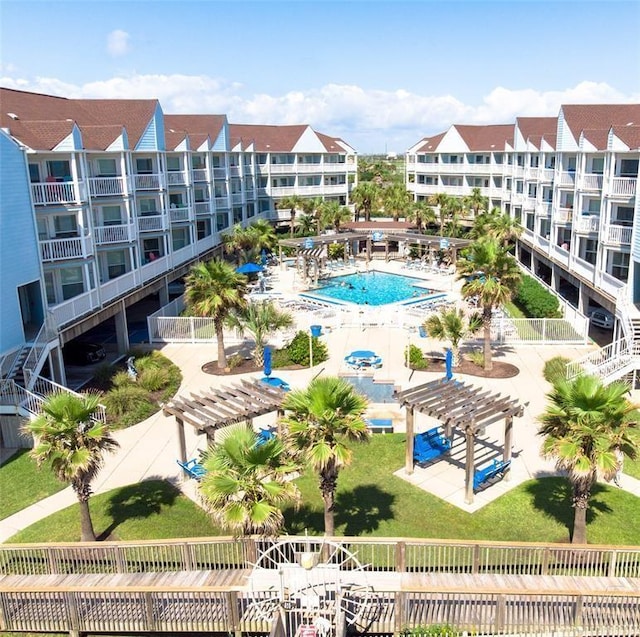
[
  {"x1": 309, "y1": 271, "x2": 430, "y2": 306},
  {"x1": 343, "y1": 375, "x2": 396, "y2": 402}
]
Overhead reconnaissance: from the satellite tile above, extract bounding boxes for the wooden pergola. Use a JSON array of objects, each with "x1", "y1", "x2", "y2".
[
  {"x1": 163, "y1": 378, "x2": 288, "y2": 462},
  {"x1": 396, "y1": 378, "x2": 526, "y2": 504}
]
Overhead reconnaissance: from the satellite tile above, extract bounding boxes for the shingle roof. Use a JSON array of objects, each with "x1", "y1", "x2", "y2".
[
  {"x1": 0, "y1": 87, "x2": 158, "y2": 150},
  {"x1": 516, "y1": 117, "x2": 557, "y2": 148},
  {"x1": 3, "y1": 120, "x2": 75, "y2": 151},
  {"x1": 561, "y1": 104, "x2": 640, "y2": 143},
  {"x1": 228, "y1": 124, "x2": 308, "y2": 152},
  {"x1": 79, "y1": 125, "x2": 125, "y2": 150},
  {"x1": 612, "y1": 124, "x2": 640, "y2": 149},
  {"x1": 454, "y1": 124, "x2": 514, "y2": 151},
  {"x1": 164, "y1": 114, "x2": 226, "y2": 151},
  {"x1": 580, "y1": 128, "x2": 610, "y2": 151},
  {"x1": 415, "y1": 131, "x2": 446, "y2": 152}
]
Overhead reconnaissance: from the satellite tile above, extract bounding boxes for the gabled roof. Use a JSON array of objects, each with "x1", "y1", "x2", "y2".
[
  {"x1": 612, "y1": 124, "x2": 640, "y2": 149},
  {"x1": 0, "y1": 87, "x2": 158, "y2": 150},
  {"x1": 561, "y1": 104, "x2": 640, "y2": 143},
  {"x1": 5, "y1": 120, "x2": 75, "y2": 151},
  {"x1": 580, "y1": 128, "x2": 610, "y2": 151},
  {"x1": 80, "y1": 125, "x2": 125, "y2": 150},
  {"x1": 516, "y1": 117, "x2": 557, "y2": 150},
  {"x1": 164, "y1": 114, "x2": 226, "y2": 151},
  {"x1": 415, "y1": 131, "x2": 446, "y2": 153},
  {"x1": 454, "y1": 124, "x2": 514, "y2": 152},
  {"x1": 228, "y1": 123, "x2": 308, "y2": 152},
  {"x1": 316, "y1": 131, "x2": 353, "y2": 153}
]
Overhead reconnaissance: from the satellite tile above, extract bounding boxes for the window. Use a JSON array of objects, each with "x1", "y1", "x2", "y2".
[
  {"x1": 256, "y1": 154, "x2": 267, "y2": 165},
  {"x1": 230, "y1": 178, "x2": 242, "y2": 194},
  {"x1": 216, "y1": 212, "x2": 229, "y2": 231},
  {"x1": 97, "y1": 158, "x2": 117, "y2": 176},
  {"x1": 29, "y1": 163, "x2": 41, "y2": 183},
  {"x1": 525, "y1": 214, "x2": 534, "y2": 231},
  {"x1": 493, "y1": 176, "x2": 502, "y2": 188},
  {"x1": 102, "y1": 205, "x2": 122, "y2": 226},
  {"x1": 494, "y1": 153, "x2": 503, "y2": 165},
  {"x1": 614, "y1": 206, "x2": 634, "y2": 226},
  {"x1": 324, "y1": 154, "x2": 345, "y2": 164},
  {"x1": 619, "y1": 159, "x2": 639, "y2": 177},
  {"x1": 515, "y1": 181, "x2": 524, "y2": 194},
  {"x1": 516, "y1": 155, "x2": 524, "y2": 167},
  {"x1": 587, "y1": 199, "x2": 601, "y2": 214},
  {"x1": 172, "y1": 228, "x2": 190, "y2": 251},
  {"x1": 228, "y1": 154, "x2": 240, "y2": 167},
  {"x1": 530, "y1": 156, "x2": 540, "y2": 168},
  {"x1": 136, "y1": 157, "x2": 153, "y2": 174},
  {"x1": 138, "y1": 198, "x2": 158, "y2": 215},
  {"x1": 195, "y1": 187, "x2": 209, "y2": 202},
  {"x1": 580, "y1": 238, "x2": 598, "y2": 265},
  {"x1": 47, "y1": 160, "x2": 71, "y2": 180},
  {"x1": 60, "y1": 267, "x2": 84, "y2": 300},
  {"x1": 54, "y1": 215, "x2": 78, "y2": 238},
  {"x1": 191, "y1": 155, "x2": 205, "y2": 169},
  {"x1": 271, "y1": 154, "x2": 294, "y2": 165},
  {"x1": 233, "y1": 207, "x2": 243, "y2": 224},
  {"x1": 197, "y1": 219, "x2": 211, "y2": 239},
  {"x1": 142, "y1": 238, "x2": 162, "y2": 262},
  {"x1": 610, "y1": 251, "x2": 630, "y2": 281},
  {"x1": 37, "y1": 218, "x2": 48, "y2": 240},
  {"x1": 528, "y1": 184, "x2": 537, "y2": 197},
  {"x1": 169, "y1": 193, "x2": 184, "y2": 208},
  {"x1": 566, "y1": 156, "x2": 577, "y2": 172},
  {"x1": 44, "y1": 272, "x2": 55, "y2": 304},
  {"x1": 298, "y1": 155, "x2": 321, "y2": 164},
  {"x1": 106, "y1": 250, "x2": 126, "y2": 279},
  {"x1": 591, "y1": 157, "x2": 604, "y2": 174},
  {"x1": 167, "y1": 156, "x2": 181, "y2": 171}
]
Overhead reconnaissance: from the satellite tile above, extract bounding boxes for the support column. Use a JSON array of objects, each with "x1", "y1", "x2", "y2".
[
  {"x1": 49, "y1": 344, "x2": 67, "y2": 387},
  {"x1": 176, "y1": 417, "x2": 187, "y2": 463},
  {"x1": 503, "y1": 416, "x2": 513, "y2": 482},
  {"x1": 464, "y1": 427, "x2": 475, "y2": 504},
  {"x1": 550, "y1": 265, "x2": 558, "y2": 291},
  {"x1": 114, "y1": 300, "x2": 130, "y2": 355},
  {"x1": 158, "y1": 278, "x2": 170, "y2": 307},
  {"x1": 405, "y1": 407, "x2": 414, "y2": 475},
  {"x1": 578, "y1": 281, "x2": 590, "y2": 315}
]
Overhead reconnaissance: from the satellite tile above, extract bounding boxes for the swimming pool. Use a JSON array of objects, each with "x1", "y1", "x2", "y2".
[
  {"x1": 307, "y1": 271, "x2": 431, "y2": 306},
  {"x1": 343, "y1": 375, "x2": 396, "y2": 402}
]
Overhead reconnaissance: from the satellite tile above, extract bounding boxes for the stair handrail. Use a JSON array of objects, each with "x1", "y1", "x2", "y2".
[
  {"x1": 22, "y1": 312, "x2": 59, "y2": 391},
  {"x1": 566, "y1": 336, "x2": 635, "y2": 381},
  {"x1": 0, "y1": 346, "x2": 26, "y2": 387},
  {"x1": 614, "y1": 284, "x2": 634, "y2": 343}
]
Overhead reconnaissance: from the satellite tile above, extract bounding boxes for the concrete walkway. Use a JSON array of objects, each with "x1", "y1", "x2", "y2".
[{"x1": 2, "y1": 262, "x2": 639, "y2": 542}]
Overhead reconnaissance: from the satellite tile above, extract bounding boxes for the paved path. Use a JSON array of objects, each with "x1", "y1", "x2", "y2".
[{"x1": 2, "y1": 262, "x2": 639, "y2": 541}]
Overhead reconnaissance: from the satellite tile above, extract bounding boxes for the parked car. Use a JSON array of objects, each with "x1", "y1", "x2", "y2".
[
  {"x1": 63, "y1": 341, "x2": 107, "y2": 365},
  {"x1": 588, "y1": 308, "x2": 614, "y2": 330}
]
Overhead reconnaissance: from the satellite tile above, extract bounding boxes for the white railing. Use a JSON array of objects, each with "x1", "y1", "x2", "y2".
[
  {"x1": 94, "y1": 223, "x2": 136, "y2": 244},
  {"x1": 100, "y1": 270, "x2": 140, "y2": 304},
  {"x1": 488, "y1": 316, "x2": 588, "y2": 345},
  {"x1": 170, "y1": 243, "x2": 198, "y2": 267},
  {"x1": 213, "y1": 167, "x2": 227, "y2": 179},
  {"x1": 536, "y1": 202, "x2": 551, "y2": 217},
  {"x1": 610, "y1": 177, "x2": 637, "y2": 197},
  {"x1": 40, "y1": 233, "x2": 93, "y2": 262},
  {"x1": 231, "y1": 192, "x2": 243, "y2": 204},
  {"x1": 540, "y1": 168, "x2": 555, "y2": 182},
  {"x1": 49, "y1": 289, "x2": 100, "y2": 327},
  {"x1": 88, "y1": 176, "x2": 126, "y2": 197},
  {"x1": 148, "y1": 316, "x2": 245, "y2": 344},
  {"x1": 0, "y1": 347, "x2": 23, "y2": 382},
  {"x1": 191, "y1": 168, "x2": 209, "y2": 182},
  {"x1": 194, "y1": 202, "x2": 212, "y2": 215},
  {"x1": 170, "y1": 207, "x2": 191, "y2": 223},
  {"x1": 575, "y1": 216, "x2": 600, "y2": 233},
  {"x1": 582, "y1": 174, "x2": 603, "y2": 191},
  {"x1": 167, "y1": 171, "x2": 187, "y2": 185},
  {"x1": 555, "y1": 207, "x2": 573, "y2": 223},
  {"x1": 606, "y1": 225, "x2": 633, "y2": 245},
  {"x1": 557, "y1": 171, "x2": 575, "y2": 187},
  {"x1": 137, "y1": 214, "x2": 166, "y2": 232},
  {"x1": 570, "y1": 256, "x2": 595, "y2": 281},
  {"x1": 31, "y1": 181, "x2": 82, "y2": 205},
  {"x1": 140, "y1": 255, "x2": 170, "y2": 283},
  {"x1": 566, "y1": 337, "x2": 635, "y2": 382},
  {"x1": 214, "y1": 196, "x2": 229, "y2": 208},
  {"x1": 22, "y1": 314, "x2": 58, "y2": 390},
  {"x1": 133, "y1": 173, "x2": 162, "y2": 190}
]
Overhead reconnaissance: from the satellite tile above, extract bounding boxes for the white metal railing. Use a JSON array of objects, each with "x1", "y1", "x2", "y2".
[
  {"x1": 606, "y1": 225, "x2": 633, "y2": 245},
  {"x1": 22, "y1": 314, "x2": 58, "y2": 390},
  {"x1": 540, "y1": 168, "x2": 555, "y2": 182},
  {"x1": 137, "y1": 214, "x2": 166, "y2": 232},
  {"x1": 170, "y1": 207, "x2": 191, "y2": 222},
  {"x1": 148, "y1": 316, "x2": 246, "y2": 344},
  {"x1": 582, "y1": 174, "x2": 603, "y2": 191},
  {"x1": 49, "y1": 289, "x2": 100, "y2": 327},
  {"x1": 0, "y1": 347, "x2": 23, "y2": 381},
  {"x1": 555, "y1": 207, "x2": 573, "y2": 223},
  {"x1": 140, "y1": 255, "x2": 170, "y2": 282},
  {"x1": 566, "y1": 337, "x2": 635, "y2": 382},
  {"x1": 31, "y1": 181, "x2": 82, "y2": 205},
  {"x1": 488, "y1": 316, "x2": 588, "y2": 345},
  {"x1": 214, "y1": 196, "x2": 229, "y2": 208},
  {"x1": 40, "y1": 233, "x2": 93, "y2": 262},
  {"x1": 133, "y1": 173, "x2": 162, "y2": 190},
  {"x1": 191, "y1": 168, "x2": 209, "y2": 182},
  {"x1": 94, "y1": 223, "x2": 136, "y2": 244},
  {"x1": 558, "y1": 171, "x2": 575, "y2": 187},
  {"x1": 100, "y1": 270, "x2": 140, "y2": 304},
  {"x1": 575, "y1": 216, "x2": 600, "y2": 233},
  {"x1": 167, "y1": 171, "x2": 187, "y2": 185},
  {"x1": 610, "y1": 177, "x2": 637, "y2": 197},
  {"x1": 88, "y1": 176, "x2": 126, "y2": 197},
  {"x1": 213, "y1": 167, "x2": 227, "y2": 179}
]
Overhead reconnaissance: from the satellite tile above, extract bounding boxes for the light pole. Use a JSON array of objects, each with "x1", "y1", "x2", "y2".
[{"x1": 309, "y1": 326, "x2": 313, "y2": 369}]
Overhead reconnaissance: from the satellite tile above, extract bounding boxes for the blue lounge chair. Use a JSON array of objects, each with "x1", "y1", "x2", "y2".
[
  {"x1": 177, "y1": 458, "x2": 206, "y2": 481},
  {"x1": 473, "y1": 459, "x2": 511, "y2": 491},
  {"x1": 413, "y1": 428, "x2": 451, "y2": 465},
  {"x1": 256, "y1": 428, "x2": 276, "y2": 445}
]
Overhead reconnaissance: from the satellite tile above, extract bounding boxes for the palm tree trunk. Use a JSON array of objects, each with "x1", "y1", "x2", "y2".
[
  {"x1": 290, "y1": 212, "x2": 295, "y2": 238},
  {"x1": 215, "y1": 319, "x2": 227, "y2": 369},
  {"x1": 483, "y1": 307, "x2": 493, "y2": 371},
  {"x1": 78, "y1": 496, "x2": 96, "y2": 542},
  {"x1": 320, "y1": 467, "x2": 336, "y2": 536},
  {"x1": 571, "y1": 483, "x2": 590, "y2": 544}
]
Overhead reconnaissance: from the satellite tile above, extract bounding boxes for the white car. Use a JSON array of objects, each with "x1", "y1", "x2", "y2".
[{"x1": 588, "y1": 308, "x2": 614, "y2": 330}]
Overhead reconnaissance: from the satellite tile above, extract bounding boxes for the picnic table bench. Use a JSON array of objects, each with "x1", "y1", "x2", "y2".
[{"x1": 473, "y1": 458, "x2": 511, "y2": 491}]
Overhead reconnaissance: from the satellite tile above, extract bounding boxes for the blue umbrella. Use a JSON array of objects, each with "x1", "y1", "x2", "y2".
[
  {"x1": 236, "y1": 262, "x2": 264, "y2": 274},
  {"x1": 445, "y1": 348, "x2": 453, "y2": 381},
  {"x1": 263, "y1": 346, "x2": 272, "y2": 377}
]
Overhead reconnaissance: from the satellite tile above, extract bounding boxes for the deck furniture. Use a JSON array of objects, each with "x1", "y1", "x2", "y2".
[
  {"x1": 177, "y1": 458, "x2": 206, "y2": 481},
  {"x1": 413, "y1": 427, "x2": 451, "y2": 465},
  {"x1": 260, "y1": 376, "x2": 291, "y2": 391},
  {"x1": 256, "y1": 428, "x2": 276, "y2": 445},
  {"x1": 366, "y1": 418, "x2": 394, "y2": 433},
  {"x1": 473, "y1": 458, "x2": 511, "y2": 491}
]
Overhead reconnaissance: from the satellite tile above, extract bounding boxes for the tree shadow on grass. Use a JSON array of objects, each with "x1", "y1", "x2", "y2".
[
  {"x1": 524, "y1": 476, "x2": 612, "y2": 542},
  {"x1": 98, "y1": 478, "x2": 179, "y2": 540},
  {"x1": 335, "y1": 485, "x2": 395, "y2": 536},
  {"x1": 282, "y1": 503, "x2": 325, "y2": 535}
]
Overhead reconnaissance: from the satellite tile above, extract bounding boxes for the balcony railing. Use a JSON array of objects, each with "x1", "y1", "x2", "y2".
[
  {"x1": 214, "y1": 196, "x2": 229, "y2": 208},
  {"x1": 605, "y1": 224, "x2": 633, "y2": 245},
  {"x1": 575, "y1": 216, "x2": 600, "y2": 233},
  {"x1": 88, "y1": 176, "x2": 126, "y2": 197},
  {"x1": 49, "y1": 289, "x2": 100, "y2": 327},
  {"x1": 137, "y1": 214, "x2": 166, "y2": 232},
  {"x1": 194, "y1": 202, "x2": 212, "y2": 215},
  {"x1": 31, "y1": 181, "x2": 83, "y2": 205},
  {"x1": 536, "y1": 202, "x2": 551, "y2": 217},
  {"x1": 557, "y1": 171, "x2": 575, "y2": 187},
  {"x1": 540, "y1": 168, "x2": 555, "y2": 182},
  {"x1": 582, "y1": 174, "x2": 603, "y2": 191},
  {"x1": 555, "y1": 207, "x2": 573, "y2": 223},
  {"x1": 170, "y1": 206, "x2": 191, "y2": 223},
  {"x1": 212, "y1": 167, "x2": 227, "y2": 179},
  {"x1": 94, "y1": 223, "x2": 136, "y2": 244},
  {"x1": 231, "y1": 192, "x2": 243, "y2": 204},
  {"x1": 610, "y1": 177, "x2": 637, "y2": 197},
  {"x1": 100, "y1": 270, "x2": 140, "y2": 304},
  {"x1": 191, "y1": 168, "x2": 208, "y2": 182},
  {"x1": 132, "y1": 173, "x2": 162, "y2": 190},
  {"x1": 39, "y1": 233, "x2": 93, "y2": 262},
  {"x1": 167, "y1": 171, "x2": 187, "y2": 186}
]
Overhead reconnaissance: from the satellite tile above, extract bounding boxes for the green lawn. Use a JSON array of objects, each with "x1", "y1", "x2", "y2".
[
  {"x1": 7, "y1": 436, "x2": 640, "y2": 546},
  {"x1": 0, "y1": 449, "x2": 66, "y2": 520},
  {"x1": 624, "y1": 456, "x2": 640, "y2": 480}
]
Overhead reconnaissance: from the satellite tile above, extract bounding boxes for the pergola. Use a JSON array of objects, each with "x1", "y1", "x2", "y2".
[
  {"x1": 163, "y1": 378, "x2": 288, "y2": 462},
  {"x1": 396, "y1": 378, "x2": 526, "y2": 504}
]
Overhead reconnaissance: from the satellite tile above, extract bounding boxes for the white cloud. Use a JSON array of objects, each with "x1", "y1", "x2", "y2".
[
  {"x1": 107, "y1": 30, "x2": 131, "y2": 57},
  {"x1": 1, "y1": 73, "x2": 638, "y2": 153}
]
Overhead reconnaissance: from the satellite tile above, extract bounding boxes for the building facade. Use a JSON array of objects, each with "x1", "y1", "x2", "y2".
[
  {"x1": 406, "y1": 105, "x2": 640, "y2": 343},
  {"x1": 0, "y1": 88, "x2": 357, "y2": 402}
]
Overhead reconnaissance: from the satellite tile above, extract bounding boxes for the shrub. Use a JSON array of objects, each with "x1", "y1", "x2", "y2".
[
  {"x1": 271, "y1": 347, "x2": 292, "y2": 368},
  {"x1": 405, "y1": 344, "x2": 428, "y2": 369},
  {"x1": 91, "y1": 362, "x2": 114, "y2": 390},
  {"x1": 286, "y1": 331, "x2": 329, "y2": 366},
  {"x1": 138, "y1": 366, "x2": 170, "y2": 392},
  {"x1": 226, "y1": 353, "x2": 243, "y2": 370},
  {"x1": 513, "y1": 275, "x2": 562, "y2": 318},
  {"x1": 111, "y1": 370, "x2": 133, "y2": 388},
  {"x1": 543, "y1": 356, "x2": 571, "y2": 384},
  {"x1": 102, "y1": 384, "x2": 150, "y2": 419},
  {"x1": 399, "y1": 624, "x2": 456, "y2": 636},
  {"x1": 327, "y1": 243, "x2": 345, "y2": 259},
  {"x1": 466, "y1": 348, "x2": 485, "y2": 367}
]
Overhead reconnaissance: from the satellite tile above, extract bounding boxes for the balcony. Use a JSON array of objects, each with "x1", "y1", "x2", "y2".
[
  {"x1": 558, "y1": 172, "x2": 576, "y2": 187},
  {"x1": 575, "y1": 216, "x2": 600, "y2": 234},
  {"x1": 100, "y1": 270, "x2": 140, "y2": 304},
  {"x1": 582, "y1": 174, "x2": 603, "y2": 191},
  {"x1": 31, "y1": 181, "x2": 83, "y2": 205},
  {"x1": 137, "y1": 214, "x2": 166, "y2": 232},
  {"x1": 133, "y1": 173, "x2": 162, "y2": 190},
  {"x1": 536, "y1": 202, "x2": 551, "y2": 217},
  {"x1": 167, "y1": 171, "x2": 188, "y2": 186},
  {"x1": 231, "y1": 192, "x2": 243, "y2": 205},
  {"x1": 194, "y1": 202, "x2": 212, "y2": 215},
  {"x1": 605, "y1": 224, "x2": 633, "y2": 245},
  {"x1": 212, "y1": 168, "x2": 227, "y2": 180},
  {"x1": 555, "y1": 207, "x2": 573, "y2": 223},
  {"x1": 49, "y1": 289, "x2": 100, "y2": 328},
  {"x1": 192, "y1": 168, "x2": 208, "y2": 182},
  {"x1": 610, "y1": 177, "x2": 637, "y2": 198},
  {"x1": 540, "y1": 168, "x2": 555, "y2": 182},
  {"x1": 214, "y1": 196, "x2": 229, "y2": 209},
  {"x1": 40, "y1": 233, "x2": 93, "y2": 262},
  {"x1": 94, "y1": 223, "x2": 136, "y2": 244},
  {"x1": 88, "y1": 176, "x2": 126, "y2": 197},
  {"x1": 169, "y1": 206, "x2": 192, "y2": 223}
]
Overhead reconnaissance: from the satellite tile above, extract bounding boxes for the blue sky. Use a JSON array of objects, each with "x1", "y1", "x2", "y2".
[{"x1": 1, "y1": 0, "x2": 639, "y2": 153}]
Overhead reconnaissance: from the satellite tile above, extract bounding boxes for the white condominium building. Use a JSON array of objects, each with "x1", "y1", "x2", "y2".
[{"x1": 406, "y1": 104, "x2": 640, "y2": 343}]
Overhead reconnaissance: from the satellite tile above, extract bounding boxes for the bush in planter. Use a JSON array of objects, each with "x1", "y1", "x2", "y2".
[
  {"x1": 513, "y1": 275, "x2": 562, "y2": 318},
  {"x1": 327, "y1": 243, "x2": 345, "y2": 260},
  {"x1": 286, "y1": 331, "x2": 329, "y2": 366},
  {"x1": 543, "y1": 356, "x2": 571, "y2": 385},
  {"x1": 405, "y1": 344, "x2": 428, "y2": 369}
]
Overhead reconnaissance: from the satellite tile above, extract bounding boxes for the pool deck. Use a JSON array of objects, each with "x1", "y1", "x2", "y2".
[{"x1": 2, "y1": 258, "x2": 640, "y2": 541}]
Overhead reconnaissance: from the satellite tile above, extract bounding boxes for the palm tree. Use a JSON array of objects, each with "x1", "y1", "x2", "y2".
[
  {"x1": 24, "y1": 393, "x2": 119, "y2": 541},
  {"x1": 280, "y1": 377, "x2": 370, "y2": 535},
  {"x1": 424, "y1": 307, "x2": 482, "y2": 366},
  {"x1": 406, "y1": 199, "x2": 436, "y2": 234},
  {"x1": 296, "y1": 213, "x2": 316, "y2": 236},
  {"x1": 427, "y1": 193, "x2": 451, "y2": 235},
  {"x1": 246, "y1": 219, "x2": 278, "y2": 253},
  {"x1": 278, "y1": 195, "x2": 304, "y2": 238},
  {"x1": 538, "y1": 375, "x2": 640, "y2": 544},
  {"x1": 184, "y1": 259, "x2": 248, "y2": 369},
  {"x1": 320, "y1": 200, "x2": 352, "y2": 233},
  {"x1": 463, "y1": 187, "x2": 488, "y2": 219},
  {"x1": 351, "y1": 181, "x2": 380, "y2": 222},
  {"x1": 456, "y1": 238, "x2": 522, "y2": 370},
  {"x1": 302, "y1": 196, "x2": 324, "y2": 235},
  {"x1": 221, "y1": 224, "x2": 254, "y2": 264},
  {"x1": 485, "y1": 211, "x2": 523, "y2": 248},
  {"x1": 382, "y1": 183, "x2": 412, "y2": 221},
  {"x1": 227, "y1": 301, "x2": 294, "y2": 366},
  {"x1": 199, "y1": 424, "x2": 301, "y2": 536}
]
